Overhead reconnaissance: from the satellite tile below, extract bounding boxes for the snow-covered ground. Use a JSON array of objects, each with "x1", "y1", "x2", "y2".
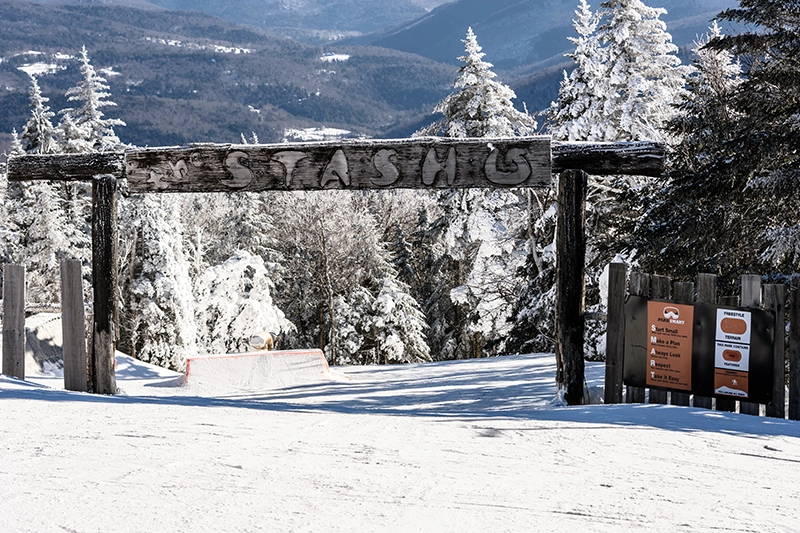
[{"x1": 2, "y1": 353, "x2": 799, "y2": 532}]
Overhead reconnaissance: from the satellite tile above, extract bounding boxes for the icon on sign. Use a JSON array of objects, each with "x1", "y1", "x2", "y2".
[
  {"x1": 663, "y1": 306, "x2": 680, "y2": 319},
  {"x1": 722, "y1": 349, "x2": 742, "y2": 362},
  {"x1": 720, "y1": 317, "x2": 747, "y2": 335}
]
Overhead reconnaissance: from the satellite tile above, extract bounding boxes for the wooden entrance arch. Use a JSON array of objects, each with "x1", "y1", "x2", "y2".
[{"x1": 8, "y1": 136, "x2": 664, "y2": 400}]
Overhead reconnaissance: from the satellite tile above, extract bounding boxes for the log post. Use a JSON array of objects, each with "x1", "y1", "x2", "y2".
[
  {"x1": 693, "y1": 273, "x2": 717, "y2": 409},
  {"x1": 626, "y1": 272, "x2": 649, "y2": 403},
  {"x1": 790, "y1": 278, "x2": 800, "y2": 421},
  {"x1": 92, "y1": 176, "x2": 118, "y2": 395},
  {"x1": 764, "y1": 284, "x2": 785, "y2": 419},
  {"x1": 671, "y1": 281, "x2": 694, "y2": 406},
  {"x1": 740, "y1": 275, "x2": 762, "y2": 416},
  {"x1": 604, "y1": 262, "x2": 627, "y2": 404},
  {"x1": 648, "y1": 275, "x2": 671, "y2": 404},
  {"x1": 555, "y1": 169, "x2": 587, "y2": 405},
  {"x1": 60, "y1": 260, "x2": 88, "y2": 392},
  {"x1": 2, "y1": 264, "x2": 25, "y2": 380}
]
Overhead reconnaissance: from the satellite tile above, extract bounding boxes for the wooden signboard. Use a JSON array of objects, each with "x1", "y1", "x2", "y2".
[
  {"x1": 623, "y1": 296, "x2": 776, "y2": 404},
  {"x1": 123, "y1": 136, "x2": 552, "y2": 193}
]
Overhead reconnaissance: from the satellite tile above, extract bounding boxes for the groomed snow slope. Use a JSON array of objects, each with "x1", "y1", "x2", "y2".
[{"x1": 2, "y1": 353, "x2": 799, "y2": 532}]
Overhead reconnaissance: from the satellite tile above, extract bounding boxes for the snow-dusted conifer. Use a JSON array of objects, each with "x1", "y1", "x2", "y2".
[
  {"x1": 371, "y1": 274, "x2": 431, "y2": 364},
  {"x1": 60, "y1": 46, "x2": 125, "y2": 152},
  {"x1": 549, "y1": 0, "x2": 605, "y2": 141},
  {"x1": 416, "y1": 27, "x2": 537, "y2": 137},
  {"x1": 633, "y1": 21, "x2": 758, "y2": 286},
  {"x1": 196, "y1": 250, "x2": 292, "y2": 354},
  {"x1": 595, "y1": 0, "x2": 692, "y2": 141},
  {"x1": 119, "y1": 194, "x2": 196, "y2": 371},
  {"x1": 21, "y1": 77, "x2": 58, "y2": 154}
]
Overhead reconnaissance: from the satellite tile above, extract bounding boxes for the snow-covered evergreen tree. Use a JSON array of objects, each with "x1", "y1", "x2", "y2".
[
  {"x1": 21, "y1": 76, "x2": 58, "y2": 155},
  {"x1": 118, "y1": 194, "x2": 196, "y2": 371},
  {"x1": 594, "y1": 0, "x2": 692, "y2": 142},
  {"x1": 707, "y1": 1, "x2": 800, "y2": 273},
  {"x1": 549, "y1": 0, "x2": 605, "y2": 141},
  {"x1": 415, "y1": 28, "x2": 535, "y2": 358},
  {"x1": 270, "y1": 191, "x2": 429, "y2": 365},
  {"x1": 60, "y1": 46, "x2": 125, "y2": 152},
  {"x1": 634, "y1": 22, "x2": 746, "y2": 285},
  {"x1": 196, "y1": 250, "x2": 292, "y2": 354},
  {"x1": 416, "y1": 27, "x2": 537, "y2": 138}
]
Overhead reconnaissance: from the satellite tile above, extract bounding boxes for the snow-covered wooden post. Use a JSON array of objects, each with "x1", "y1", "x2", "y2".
[
  {"x1": 6, "y1": 152, "x2": 125, "y2": 394},
  {"x1": 2, "y1": 264, "x2": 26, "y2": 380},
  {"x1": 554, "y1": 169, "x2": 587, "y2": 405},
  {"x1": 60, "y1": 260, "x2": 88, "y2": 392},
  {"x1": 92, "y1": 175, "x2": 118, "y2": 395}
]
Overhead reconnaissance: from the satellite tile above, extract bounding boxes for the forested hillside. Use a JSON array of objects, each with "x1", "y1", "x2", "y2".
[{"x1": 0, "y1": 0, "x2": 455, "y2": 153}]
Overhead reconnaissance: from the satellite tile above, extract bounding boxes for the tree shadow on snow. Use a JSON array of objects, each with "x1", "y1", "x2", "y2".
[{"x1": 2, "y1": 355, "x2": 799, "y2": 438}]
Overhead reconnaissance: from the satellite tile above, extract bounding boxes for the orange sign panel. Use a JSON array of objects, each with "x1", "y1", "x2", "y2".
[
  {"x1": 646, "y1": 301, "x2": 694, "y2": 390},
  {"x1": 714, "y1": 369, "x2": 749, "y2": 398}
]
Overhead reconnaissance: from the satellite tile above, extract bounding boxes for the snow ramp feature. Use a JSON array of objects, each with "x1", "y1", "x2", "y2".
[{"x1": 184, "y1": 349, "x2": 332, "y2": 394}]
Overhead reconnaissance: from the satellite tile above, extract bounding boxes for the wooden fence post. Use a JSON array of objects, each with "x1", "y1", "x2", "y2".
[
  {"x1": 740, "y1": 275, "x2": 762, "y2": 416},
  {"x1": 790, "y1": 278, "x2": 800, "y2": 421},
  {"x1": 649, "y1": 274, "x2": 671, "y2": 404},
  {"x1": 693, "y1": 273, "x2": 716, "y2": 409},
  {"x1": 60, "y1": 260, "x2": 88, "y2": 392},
  {"x1": 92, "y1": 176, "x2": 118, "y2": 395},
  {"x1": 764, "y1": 284, "x2": 785, "y2": 419},
  {"x1": 626, "y1": 272, "x2": 649, "y2": 403},
  {"x1": 671, "y1": 281, "x2": 694, "y2": 406},
  {"x1": 604, "y1": 262, "x2": 626, "y2": 404},
  {"x1": 555, "y1": 169, "x2": 588, "y2": 406},
  {"x1": 2, "y1": 264, "x2": 25, "y2": 380}
]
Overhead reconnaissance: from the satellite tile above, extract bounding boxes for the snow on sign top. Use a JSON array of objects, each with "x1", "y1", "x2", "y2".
[{"x1": 123, "y1": 136, "x2": 552, "y2": 193}]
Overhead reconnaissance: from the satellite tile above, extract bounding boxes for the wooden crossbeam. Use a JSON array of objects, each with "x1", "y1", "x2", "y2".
[{"x1": 6, "y1": 138, "x2": 667, "y2": 188}]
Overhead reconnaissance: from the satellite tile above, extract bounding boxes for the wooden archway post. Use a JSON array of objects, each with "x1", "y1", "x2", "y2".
[
  {"x1": 555, "y1": 169, "x2": 587, "y2": 405},
  {"x1": 91, "y1": 175, "x2": 118, "y2": 394}
]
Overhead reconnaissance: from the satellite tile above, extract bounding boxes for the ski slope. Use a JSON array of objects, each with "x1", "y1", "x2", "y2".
[{"x1": 1, "y1": 353, "x2": 799, "y2": 532}]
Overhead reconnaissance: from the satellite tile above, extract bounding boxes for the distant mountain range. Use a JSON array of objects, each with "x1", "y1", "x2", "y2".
[
  {"x1": 33, "y1": 0, "x2": 458, "y2": 43},
  {"x1": 2, "y1": 0, "x2": 740, "y2": 157},
  {"x1": 345, "y1": 0, "x2": 738, "y2": 70},
  {"x1": 1, "y1": 0, "x2": 455, "y2": 154}
]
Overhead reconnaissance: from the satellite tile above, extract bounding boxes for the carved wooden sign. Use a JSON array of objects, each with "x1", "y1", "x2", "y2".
[{"x1": 124, "y1": 136, "x2": 551, "y2": 193}]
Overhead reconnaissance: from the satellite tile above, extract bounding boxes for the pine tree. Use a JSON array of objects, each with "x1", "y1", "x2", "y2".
[
  {"x1": 633, "y1": 22, "x2": 747, "y2": 287},
  {"x1": 595, "y1": 0, "x2": 692, "y2": 142},
  {"x1": 416, "y1": 27, "x2": 538, "y2": 138},
  {"x1": 707, "y1": 1, "x2": 800, "y2": 273},
  {"x1": 118, "y1": 194, "x2": 196, "y2": 371},
  {"x1": 21, "y1": 77, "x2": 58, "y2": 154},
  {"x1": 415, "y1": 28, "x2": 535, "y2": 358},
  {"x1": 60, "y1": 46, "x2": 125, "y2": 152},
  {"x1": 196, "y1": 251, "x2": 291, "y2": 354},
  {"x1": 548, "y1": 0, "x2": 605, "y2": 141}
]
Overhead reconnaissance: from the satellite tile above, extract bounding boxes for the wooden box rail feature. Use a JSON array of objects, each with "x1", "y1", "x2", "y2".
[{"x1": 6, "y1": 138, "x2": 668, "y2": 192}]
